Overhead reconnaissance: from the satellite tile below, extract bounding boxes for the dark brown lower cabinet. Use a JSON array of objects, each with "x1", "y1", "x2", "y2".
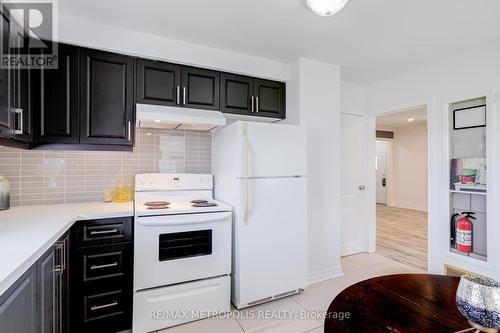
[
  {"x1": 0, "y1": 217, "x2": 133, "y2": 333},
  {"x1": 38, "y1": 233, "x2": 69, "y2": 333},
  {"x1": 0, "y1": 265, "x2": 37, "y2": 333},
  {"x1": 70, "y1": 217, "x2": 133, "y2": 333},
  {"x1": 0, "y1": 232, "x2": 68, "y2": 333}
]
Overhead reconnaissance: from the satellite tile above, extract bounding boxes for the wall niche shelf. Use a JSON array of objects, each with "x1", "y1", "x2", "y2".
[{"x1": 449, "y1": 96, "x2": 487, "y2": 263}]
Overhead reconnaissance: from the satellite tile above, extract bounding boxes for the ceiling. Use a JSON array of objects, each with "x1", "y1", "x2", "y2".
[
  {"x1": 376, "y1": 107, "x2": 427, "y2": 130},
  {"x1": 60, "y1": 0, "x2": 500, "y2": 83}
]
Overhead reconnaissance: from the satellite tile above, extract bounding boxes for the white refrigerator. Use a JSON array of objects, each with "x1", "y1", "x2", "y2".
[{"x1": 213, "y1": 121, "x2": 308, "y2": 309}]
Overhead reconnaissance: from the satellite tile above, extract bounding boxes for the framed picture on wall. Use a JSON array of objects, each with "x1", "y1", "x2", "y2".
[{"x1": 453, "y1": 105, "x2": 486, "y2": 130}]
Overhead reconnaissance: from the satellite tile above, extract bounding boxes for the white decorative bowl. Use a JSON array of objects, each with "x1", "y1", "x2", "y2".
[{"x1": 456, "y1": 275, "x2": 500, "y2": 332}]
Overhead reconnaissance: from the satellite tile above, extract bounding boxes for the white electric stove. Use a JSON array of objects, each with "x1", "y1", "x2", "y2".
[{"x1": 133, "y1": 174, "x2": 232, "y2": 333}]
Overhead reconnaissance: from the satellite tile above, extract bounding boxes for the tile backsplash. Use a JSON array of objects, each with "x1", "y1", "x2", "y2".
[{"x1": 0, "y1": 128, "x2": 212, "y2": 207}]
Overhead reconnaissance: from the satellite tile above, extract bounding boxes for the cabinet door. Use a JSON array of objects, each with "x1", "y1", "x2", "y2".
[
  {"x1": 220, "y1": 73, "x2": 254, "y2": 115},
  {"x1": 39, "y1": 233, "x2": 69, "y2": 333},
  {"x1": 57, "y1": 234, "x2": 69, "y2": 333},
  {"x1": 0, "y1": 12, "x2": 12, "y2": 138},
  {"x1": 6, "y1": 14, "x2": 31, "y2": 142},
  {"x1": 0, "y1": 265, "x2": 37, "y2": 333},
  {"x1": 33, "y1": 44, "x2": 79, "y2": 144},
  {"x1": 136, "y1": 59, "x2": 181, "y2": 106},
  {"x1": 38, "y1": 244, "x2": 56, "y2": 333},
  {"x1": 254, "y1": 79, "x2": 286, "y2": 119},
  {"x1": 181, "y1": 67, "x2": 219, "y2": 111},
  {"x1": 11, "y1": 66, "x2": 31, "y2": 142},
  {"x1": 80, "y1": 48, "x2": 134, "y2": 146}
]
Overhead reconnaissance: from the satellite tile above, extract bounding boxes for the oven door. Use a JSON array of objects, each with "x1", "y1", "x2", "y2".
[{"x1": 134, "y1": 211, "x2": 231, "y2": 291}]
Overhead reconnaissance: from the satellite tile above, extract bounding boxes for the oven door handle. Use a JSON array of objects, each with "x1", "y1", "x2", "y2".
[{"x1": 137, "y1": 212, "x2": 231, "y2": 226}]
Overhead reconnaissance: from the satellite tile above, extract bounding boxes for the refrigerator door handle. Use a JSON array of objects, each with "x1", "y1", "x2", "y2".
[{"x1": 242, "y1": 123, "x2": 250, "y2": 225}]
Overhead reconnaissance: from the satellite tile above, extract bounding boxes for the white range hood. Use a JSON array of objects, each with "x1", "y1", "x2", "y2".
[{"x1": 136, "y1": 104, "x2": 226, "y2": 131}]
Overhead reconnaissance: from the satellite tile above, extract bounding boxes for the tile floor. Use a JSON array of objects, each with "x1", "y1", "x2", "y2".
[{"x1": 154, "y1": 252, "x2": 425, "y2": 333}]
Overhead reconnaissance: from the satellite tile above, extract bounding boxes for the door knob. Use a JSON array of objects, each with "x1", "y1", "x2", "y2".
[{"x1": 359, "y1": 185, "x2": 366, "y2": 191}]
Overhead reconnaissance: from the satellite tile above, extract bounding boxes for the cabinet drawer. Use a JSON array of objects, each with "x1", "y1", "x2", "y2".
[
  {"x1": 73, "y1": 217, "x2": 133, "y2": 247},
  {"x1": 77, "y1": 244, "x2": 131, "y2": 283},
  {"x1": 84, "y1": 289, "x2": 127, "y2": 321},
  {"x1": 79, "y1": 288, "x2": 132, "y2": 332}
]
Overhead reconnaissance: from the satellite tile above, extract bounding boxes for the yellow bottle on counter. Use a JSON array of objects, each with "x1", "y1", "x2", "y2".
[{"x1": 112, "y1": 184, "x2": 133, "y2": 202}]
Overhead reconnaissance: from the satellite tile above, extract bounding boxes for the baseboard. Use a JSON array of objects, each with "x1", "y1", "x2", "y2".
[
  {"x1": 393, "y1": 202, "x2": 428, "y2": 212},
  {"x1": 308, "y1": 266, "x2": 343, "y2": 284},
  {"x1": 342, "y1": 242, "x2": 365, "y2": 257}
]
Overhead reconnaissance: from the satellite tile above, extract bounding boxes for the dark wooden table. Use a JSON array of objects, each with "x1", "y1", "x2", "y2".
[{"x1": 325, "y1": 274, "x2": 473, "y2": 333}]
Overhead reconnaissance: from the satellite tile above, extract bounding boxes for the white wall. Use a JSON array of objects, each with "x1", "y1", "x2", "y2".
[
  {"x1": 367, "y1": 43, "x2": 500, "y2": 279},
  {"x1": 391, "y1": 124, "x2": 428, "y2": 211},
  {"x1": 59, "y1": 15, "x2": 289, "y2": 81},
  {"x1": 288, "y1": 59, "x2": 342, "y2": 283},
  {"x1": 341, "y1": 82, "x2": 368, "y2": 116}
]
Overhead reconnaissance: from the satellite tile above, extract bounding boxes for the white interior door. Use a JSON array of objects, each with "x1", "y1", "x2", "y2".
[
  {"x1": 376, "y1": 141, "x2": 388, "y2": 204},
  {"x1": 341, "y1": 115, "x2": 367, "y2": 256}
]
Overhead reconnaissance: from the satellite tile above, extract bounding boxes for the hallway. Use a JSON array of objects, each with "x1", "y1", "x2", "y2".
[{"x1": 376, "y1": 204, "x2": 428, "y2": 270}]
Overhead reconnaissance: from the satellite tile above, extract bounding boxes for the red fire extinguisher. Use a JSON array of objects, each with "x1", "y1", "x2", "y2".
[{"x1": 450, "y1": 212, "x2": 475, "y2": 254}]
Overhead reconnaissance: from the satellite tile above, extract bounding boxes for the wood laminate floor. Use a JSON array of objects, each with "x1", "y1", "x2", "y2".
[{"x1": 376, "y1": 204, "x2": 428, "y2": 270}]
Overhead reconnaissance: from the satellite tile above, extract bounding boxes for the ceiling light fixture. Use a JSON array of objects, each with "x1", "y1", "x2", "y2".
[
  {"x1": 306, "y1": 0, "x2": 350, "y2": 16},
  {"x1": 408, "y1": 118, "x2": 414, "y2": 122}
]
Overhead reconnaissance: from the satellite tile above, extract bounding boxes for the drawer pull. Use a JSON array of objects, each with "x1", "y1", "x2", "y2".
[
  {"x1": 90, "y1": 262, "x2": 119, "y2": 270},
  {"x1": 91, "y1": 301, "x2": 118, "y2": 311},
  {"x1": 90, "y1": 229, "x2": 119, "y2": 235}
]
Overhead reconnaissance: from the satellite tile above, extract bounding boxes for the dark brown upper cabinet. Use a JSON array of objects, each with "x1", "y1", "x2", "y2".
[
  {"x1": 0, "y1": 59, "x2": 10, "y2": 139},
  {"x1": 181, "y1": 66, "x2": 219, "y2": 111},
  {"x1": 0, "y1": 12, "x2": 11, "y2": 139},
  {"x1": 0, "y1": 11, "x2": 31, "y2": 143},
  {"x1": 0, "y1": 65, "x2": 9, "y2": 138},
  {"x1": 136, "y1": 59, "x2": 181, "y2": 106},
  {"x1": 253, "y1": 79, "x2": 286, "y2": 119},
  {"x1": 32, "y1": 44, "x2": 80, "y2": 144},
  {"x1": 220, "y1": 73, "x2": 286, "y2": 119},
  {"x1": 11, "y1": 67, "x2": 31, "y2": 143},
  {"x1": 80, "y1": 48, "x2": 134, "y2": 146},
  {"x1": 220, "y1": 73, "x2": 254, "y2": 115}
]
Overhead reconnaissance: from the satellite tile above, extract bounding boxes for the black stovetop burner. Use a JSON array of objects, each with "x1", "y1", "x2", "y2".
[
  {"x1": 191, "y1": 200, "x2": 218, "y2": 208},
  {"x1": 144, "y1": 201, "x2": 170, "y2": 209},
  {"x1": 190, "y1": 200, "x2": 208, "y2": 204}
]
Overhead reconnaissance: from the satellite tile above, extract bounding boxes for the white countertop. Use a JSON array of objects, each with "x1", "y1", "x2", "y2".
[{"x1": 0, "y1": 201, "x2": 133, "y2": 296}]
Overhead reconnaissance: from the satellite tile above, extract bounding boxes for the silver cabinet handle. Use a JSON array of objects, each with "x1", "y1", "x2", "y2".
[
  {"x1": 53, "y1": 241, "x2": 64, "y2": 272},
  {"x1": 90, "y1": 262, "x2": 118, "y2": 270},
  {"x1": 127, "y1": 121, "x2": 131, "y2": 141},
  {"x1": 359, "y1": 185, "x2": 366, "y2": 191},
  {"x1": 61, "y1": 239, "x2": 66, "y2": 271},
  {"x1": 90, "y1": 229, "x2": 118, "y2": 235},
  {"x1": 183, "y1": 87, "x2": 187, "y2": 105},
  {"x1": 91, "y1": 301, "x2": 118, "y2": 311},
  {"x1": 14, "y1": 108, "x2": 23, "y2": 134},
  {"x1": 176, "y1": 86, "x2": 180, "y2": 105},
  {"x1": 251, "y1": 96, "x2": 254, "y2": 112},
  {"x1": 255, "y1": 97, "x2": 259, "y2": 113},
  {"x1": 57, "y1": 269, "x2": 63, "y2": 333}
]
